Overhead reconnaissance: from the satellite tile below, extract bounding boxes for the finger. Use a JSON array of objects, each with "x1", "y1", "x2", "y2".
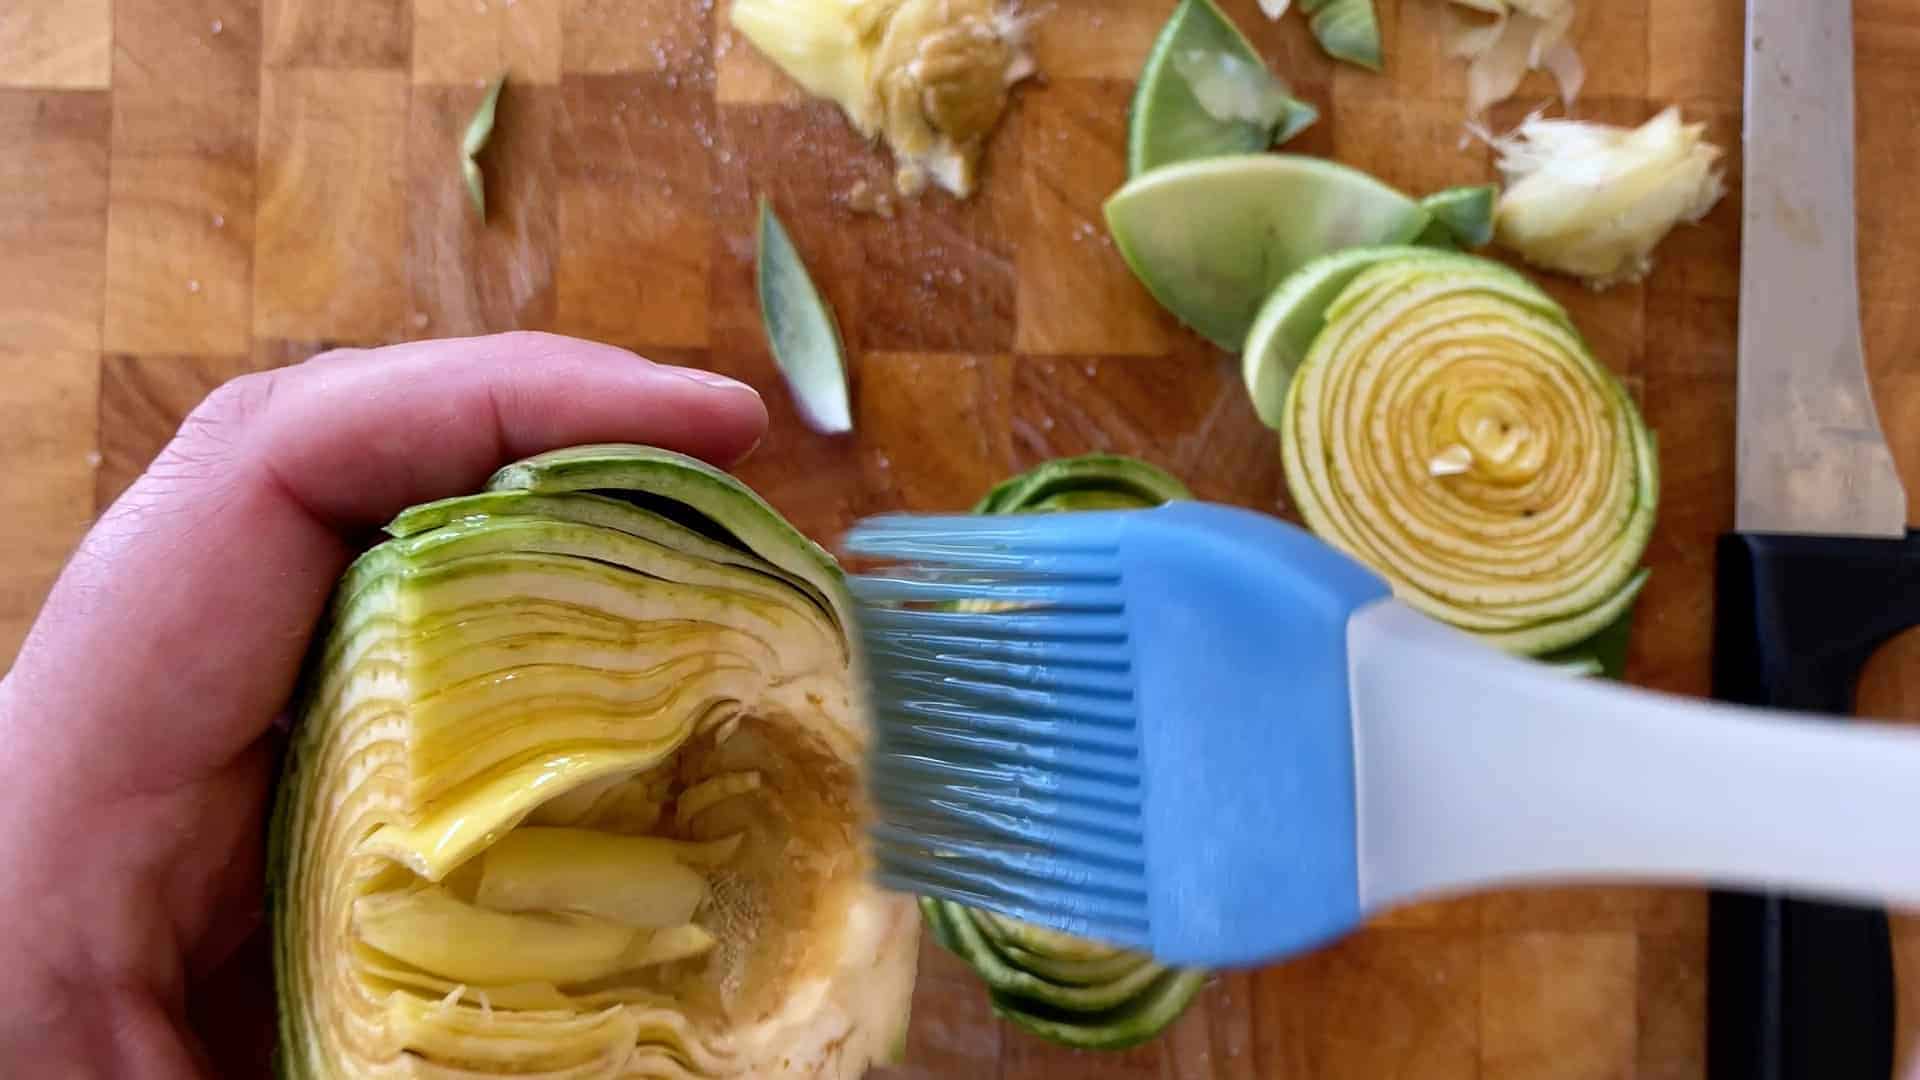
[
  {"x1": 4, "y1": 333, "x2": 768, "y2": 797},
  {"x1": 222, "y1": 332, "x2": 767, "y2": 526}
]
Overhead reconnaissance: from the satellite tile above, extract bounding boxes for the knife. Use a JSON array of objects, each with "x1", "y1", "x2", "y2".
[{"x1": 1708, "y1": 0, "x2": 1911, "y2": 1076}]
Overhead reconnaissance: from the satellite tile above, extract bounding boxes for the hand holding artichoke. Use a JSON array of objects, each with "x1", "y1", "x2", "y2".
[{"x1": 0, "y1": 334, "x2": 768, "y2": 1075}]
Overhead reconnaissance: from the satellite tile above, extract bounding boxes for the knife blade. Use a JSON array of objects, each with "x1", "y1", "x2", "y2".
[
  {"x1": 1712, "y1": 5, "x2": 1908, "y2": 1077},
  {"x1": 1736, "y1": 0, "x2": 1905, "y2": 536}
]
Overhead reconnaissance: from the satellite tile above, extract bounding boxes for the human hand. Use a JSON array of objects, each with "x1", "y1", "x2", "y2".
[{"x1": 0, "y1": 334, "x2": 767, "y2": 1077}]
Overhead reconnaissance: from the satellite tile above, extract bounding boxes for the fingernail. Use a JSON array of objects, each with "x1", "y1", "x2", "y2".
[
  {"x1": 670, "y1": 366, "x2": 760, "y2": 396},
  {"x1": 734, "y1": 432, "x2": 765, "y2": 465}
]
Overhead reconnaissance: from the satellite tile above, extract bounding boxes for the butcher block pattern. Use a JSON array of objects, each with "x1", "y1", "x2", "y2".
[{"x1": 4, "y1": 0, "x2": 1920, "y2": 1074}]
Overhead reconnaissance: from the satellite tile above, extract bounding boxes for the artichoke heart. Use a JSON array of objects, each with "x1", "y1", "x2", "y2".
[
  {"x1": 919, "y1": 454, "x2": 1211, "y2": 1052},
  {"x1": 270, "y1": 445, "x2": 919, "y2": 1078},
  {"x1": 1271, "y1": 250, "x2": 1657, "y2": 656},
  {"x1": 729, "y1": 0, "x2": 1034, "y2": 198}
]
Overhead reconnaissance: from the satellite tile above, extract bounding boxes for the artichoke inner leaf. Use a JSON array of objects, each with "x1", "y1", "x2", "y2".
[{"x1": 474, "y1": 827, "x2": 713, "y2": 930}]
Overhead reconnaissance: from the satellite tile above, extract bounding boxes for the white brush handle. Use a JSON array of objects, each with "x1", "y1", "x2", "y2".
[{"x1": 1347, "y1": 598, "x2": 1920, "y2": 914}]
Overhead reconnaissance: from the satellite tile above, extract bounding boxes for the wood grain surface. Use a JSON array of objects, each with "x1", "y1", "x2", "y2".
[{"x1": 3, "y1": 0, "x2": 1919, "y2": 1075}]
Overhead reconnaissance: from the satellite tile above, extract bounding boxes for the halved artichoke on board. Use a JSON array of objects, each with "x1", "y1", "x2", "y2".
[
  {"x1": 270, "y1": 445, "x2": 919, "y2": 1078},
  {"x1": 919, "y1": 454, "x2": 1211, "y2": 1051},
  {"x1": 1245, "y1": 249, "x2": 1656, "y2": 662}
]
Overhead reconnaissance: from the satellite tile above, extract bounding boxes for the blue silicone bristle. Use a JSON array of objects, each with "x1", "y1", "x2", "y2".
[
  {"x1": 847, "y1": 504, "x2": 1392, "y2": 968},
  {"x1": 850, "y1": 512, "x2": 1153, "y2": 946}
]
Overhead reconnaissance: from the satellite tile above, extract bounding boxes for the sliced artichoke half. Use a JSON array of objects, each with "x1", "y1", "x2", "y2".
[
  {"x1": 270, "y1": 445, "x2": 919, "y2": 1078},
  {"x1": 920, "y1": 454, "x2": 1211, "y2": 1051}
]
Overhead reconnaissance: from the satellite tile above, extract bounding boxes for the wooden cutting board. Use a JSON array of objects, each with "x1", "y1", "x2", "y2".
[{"x1": 4, "y1": 0, "x2": 1919, "y2": 1075}]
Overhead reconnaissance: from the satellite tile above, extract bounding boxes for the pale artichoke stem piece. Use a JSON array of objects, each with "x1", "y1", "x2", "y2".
[{"x1": 1488, "y1": 106, "x2": 1726, "y2": 288}]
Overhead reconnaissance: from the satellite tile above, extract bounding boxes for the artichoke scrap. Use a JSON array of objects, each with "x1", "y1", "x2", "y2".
[
  {"x1": 729, "y1": 0, "x2": 1035, "y2": 198},
  {"x1": 1487, "y1": 107, "x2": 1727, "y2": 288},
  {"x1": 271, "y1": 445, "x2": 920, "y2": 1079},
  {"x1": 920, "y1": 454, "x2": 1212, "y2": 1052},
  {"x1": 1447, "y1": 0, "x2": 1584, "y2": 119}
]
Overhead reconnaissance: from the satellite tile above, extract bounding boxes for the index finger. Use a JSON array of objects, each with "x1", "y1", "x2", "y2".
[{"x1": 6, "y1": 333, "x2": 769, "y2": 795}]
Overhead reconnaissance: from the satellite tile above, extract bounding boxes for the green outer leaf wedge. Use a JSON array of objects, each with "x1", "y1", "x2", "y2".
[
  {"x1": 1127, "y1": 0, "x2": 1318, "y2": 177},
  {"x1": 1104, "y1": 154, "x2": 1431, "y2": 351},
  {"x1": 1300, "y1": 0, "x2": 1381, "y2": 70},
  {"x1": 1416, "y1": 184, "x2": 1499, "y2": 249},
  {"x1": 756, "y1": 198, "x2": 853, "y2": 435}
]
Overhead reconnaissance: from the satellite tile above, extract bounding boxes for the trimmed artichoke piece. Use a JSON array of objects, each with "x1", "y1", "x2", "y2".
[
  {"x1": 728, "y1": 0, "x2": 1035, "y2": 198},
  {"x1": 1488, "y1": 107, "x2": 1726, "y2": 288},
  {"x1": 271, "y1": 444, "x2": 919, "y2": 1078},
  {"x1": 921, "y1": 454, "x2": 1209, "y2": 1051},
  {"x1": 1266, "y1": 250, "x2": 1656, "y2": 656},
  {"x1": 1104, "y1": 154, "x2": 1434, "y2": 351}
]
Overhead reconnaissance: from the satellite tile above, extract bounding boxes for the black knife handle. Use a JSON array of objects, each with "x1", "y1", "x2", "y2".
[{"x1": 1708, "y1": 530, "x2": 1920, "y2": 1080}]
